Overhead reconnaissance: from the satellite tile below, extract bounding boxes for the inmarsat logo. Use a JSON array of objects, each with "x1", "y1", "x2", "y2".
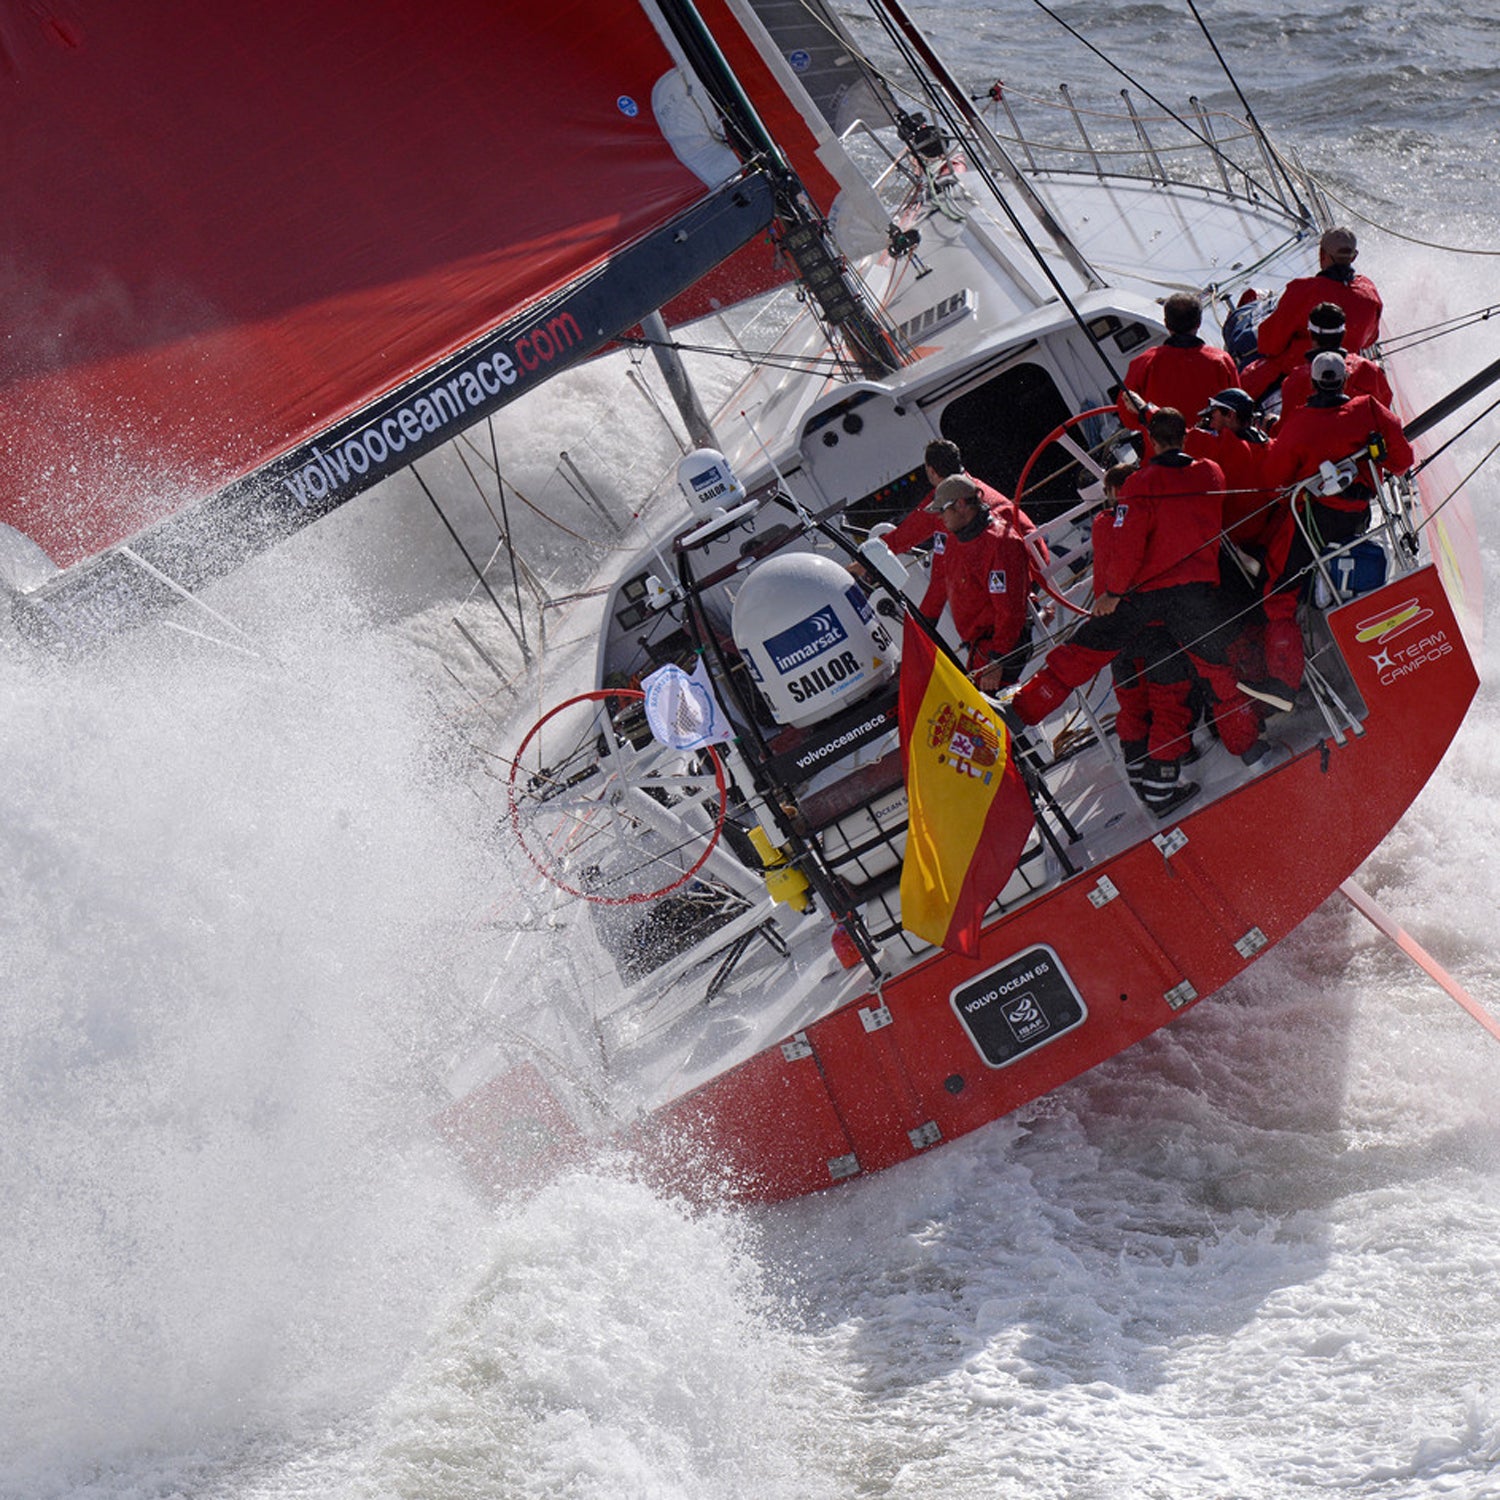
[
  {"x1": 1356, "y1": 597, "x2": 1450, "y2": 686},
  {"x1": 767, "y1": 609, "x2": 847, "y2": 674}
]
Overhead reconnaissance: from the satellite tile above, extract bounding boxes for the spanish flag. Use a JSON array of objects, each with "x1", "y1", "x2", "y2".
[{"x1": 898, "y1": 621, "x2": 1035, "y2": 956}]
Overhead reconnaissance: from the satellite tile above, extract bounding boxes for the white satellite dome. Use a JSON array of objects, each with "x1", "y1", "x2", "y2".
[{"x1": 731, "y1": 552, "x2": 896, "y2": 729}]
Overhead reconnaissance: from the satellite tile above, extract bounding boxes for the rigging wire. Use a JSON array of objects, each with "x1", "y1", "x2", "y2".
[
  {"x1": 453, "y1": 431, "x2": 617, "y2": 548},
  {"x1": 1380, "y1": 304, "x2": 1500, "y2": 358},
  {"x1": 1409, "y1": 391, "x2": 1500, "y2": 483},
  {"x1": 1183, "y1": 0, "x2": 1309, "y2": 218},
  {"x1": 447, "y1": 430, "x2": 536, "y2": 662},
  {"x1": 1298, "y1": 167, "x2": 1500, "y2": 257},
  {"x1": 864, "y1": 0, "x2": 1125, "y2": 391},
  {"x1": 1416, "y1": 433, "x2": 1500, "y2": 535},
  {"x1": 621, "y1": 332, "x2": 847, "y2": 378},
  {"x1": 409, "y1": 463, "x2": 530, "y2": 661},
  {"x1": 489, "y1": 415, "x2": 531, "y2": 662}
]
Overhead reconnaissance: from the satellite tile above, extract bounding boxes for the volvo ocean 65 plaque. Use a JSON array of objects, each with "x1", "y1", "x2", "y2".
[{"x1": 950, "y1": 944, "x2": 1086, "y2": 1068}]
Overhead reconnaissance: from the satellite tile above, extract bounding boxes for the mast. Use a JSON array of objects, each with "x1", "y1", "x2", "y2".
[
  {"x1": 652, "y1": 0, "x2": 903, "y2": 380},
  {"x1": 641, "y1": 310, "x2": 718, "y2": 450}
]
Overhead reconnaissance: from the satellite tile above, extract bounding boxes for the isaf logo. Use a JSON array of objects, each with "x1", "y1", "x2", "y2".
[{"x1": 1002, "y1": 990, "x2": 1050, "y2": 1043}]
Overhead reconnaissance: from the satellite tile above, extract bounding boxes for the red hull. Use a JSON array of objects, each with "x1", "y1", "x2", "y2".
[{"x1": 623, "y1": 564, "x2": 1478, "y2": 1204}]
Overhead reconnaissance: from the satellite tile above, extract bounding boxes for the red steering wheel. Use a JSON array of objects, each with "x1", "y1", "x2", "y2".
[
  {"x1": 1014, "y1": 404, "x2": 1130, "y2": 618},
  {"x1": 507, "y1": 688, "x2": 728, "y2": 906}
]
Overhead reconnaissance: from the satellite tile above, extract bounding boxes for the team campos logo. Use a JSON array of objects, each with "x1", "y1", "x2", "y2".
[
  {"x1": 1355, "y1": 597, "x2": 1449, "y2": 686},
  {"x1": 1354, "y1": 597, "x2": 1434, "y2": 646}
]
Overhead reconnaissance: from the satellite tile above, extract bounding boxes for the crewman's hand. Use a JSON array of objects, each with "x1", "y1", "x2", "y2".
[
  {"x1": 1092, "y1": 592, "x2": 1120, "y2": 617},
  {"x1": 972, "y1": 659, "x2": 1008, "y2": 692}
]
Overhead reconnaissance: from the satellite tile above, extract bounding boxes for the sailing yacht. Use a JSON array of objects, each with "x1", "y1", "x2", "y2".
[{"x1": 0, "y1": 0, "x2": 1490, "y2": 1202}]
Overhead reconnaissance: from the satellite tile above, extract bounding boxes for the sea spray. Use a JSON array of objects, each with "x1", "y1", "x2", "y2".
[{"x1": 0, "y1": 603, "x2": 499, "y2": 1496}]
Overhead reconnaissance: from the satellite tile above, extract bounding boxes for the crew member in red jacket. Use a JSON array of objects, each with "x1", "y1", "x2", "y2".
[
  {"x1": 879, "y1": 439, "x2": 965, "y2": 559},
  {"x1": 1095, "y1": 461, "x2": 1200, "y2": 812},
  {"x1": 1252, "y1": 352, "x2": 1415, "y2": 699},
  {"x1": 1243, "y1": 227, "x2": 1383, "y2": 398},
  {"x1": 1116, "y1": 292, "x2": 1239, "y2": 434},
  {"x1": 1185, "y1": 387, "x2": 1278, "y2": 555},
  {"x1": 869, "y1": 440, "x2": 1047, "y2": 623},
  {"x1": 926, "y1": 474, "x2": 1038, "y2": 689},
  {"x1": 1278, "y1": 301, "x2": 1394, "y2": 412},
  {"x1": 1011, "y1": 408, "x2": 1268, "y2": 805}
]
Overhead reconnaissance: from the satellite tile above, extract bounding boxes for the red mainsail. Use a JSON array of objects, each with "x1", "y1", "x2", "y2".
[{"x1": 0, "y1": 0, "x2": 773, "y2": 630}]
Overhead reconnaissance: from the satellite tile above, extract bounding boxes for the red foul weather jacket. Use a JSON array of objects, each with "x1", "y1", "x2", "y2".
[
  {"x1": 938, "y1": 508, "x2": 1035, "y2": 661},
  {"x1": 1279, "y1": 348, "x2": 1393, "y2": 412},
  {"x1": 1185, "y1": 424, "x2": 1278, "y2": 548},
  {"x1": 1116, "y1": 336, "x2": 1240, "y2": 431},
  {"x1": 887, "y1": 479, "x2": 1046, "y2": 619},
  {"x1": 1266, "y1": 393, "x2": 1414, "y2": 512},
  {"x1": 1256, "y1": 266, "x2": 1384, "y2": 364},
  {"x1": 1096, "y1": 450, "x2": 1226, "y2": 596}
]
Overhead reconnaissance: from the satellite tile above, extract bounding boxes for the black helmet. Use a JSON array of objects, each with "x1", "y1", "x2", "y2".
[{"x1": 1204, "y1": 387, "x2": 1255, "y2": 422}]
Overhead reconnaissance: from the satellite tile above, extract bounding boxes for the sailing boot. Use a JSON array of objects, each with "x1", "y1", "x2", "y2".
[
  {"x1": 1120, "y1": 738, "x2": 1149, "y2": 797},
  {"x1": 1137, "y1": 757, "x2": 1200, "y2": 818}
]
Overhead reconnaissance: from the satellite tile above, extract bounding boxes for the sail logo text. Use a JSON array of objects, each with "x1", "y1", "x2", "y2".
[
  {"x1": 1370, "y1": 627, "x2": 1451, "y2": 686},
  {"x1": 279, "y1": 312, "x2": 585, "y2": 506}
]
